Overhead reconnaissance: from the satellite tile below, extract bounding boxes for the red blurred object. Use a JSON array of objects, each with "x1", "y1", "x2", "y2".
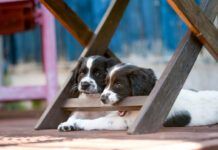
[{"x1": 0, "y1": 0, "x2": 35, "y2": 34}]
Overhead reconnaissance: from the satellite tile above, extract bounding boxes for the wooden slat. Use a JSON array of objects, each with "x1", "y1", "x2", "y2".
[
  {"x1": 128, "y1": 0, "x2": 217, "y2": 134},
  {"x1": 168, "y1": 0, "x2": 218, "y2": 60},
  {"x1": 39, "y1": 0, "x2": 119, "y2": 61},
  {"x1": 35, "y1": 0, "x2": 128, "y2": 130},
  {"x1": 63, "y1": 96, "x2": 147, "y2": 112}
]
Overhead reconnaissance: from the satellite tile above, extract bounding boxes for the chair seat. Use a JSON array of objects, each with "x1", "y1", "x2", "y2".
[{"x1": 0, "y1": 0, "x2": 36, "y2": 34}]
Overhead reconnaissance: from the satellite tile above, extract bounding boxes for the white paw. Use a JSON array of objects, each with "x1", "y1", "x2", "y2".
[{"x1": 57, "y1": 120, "x2": 83, "y2": 132}]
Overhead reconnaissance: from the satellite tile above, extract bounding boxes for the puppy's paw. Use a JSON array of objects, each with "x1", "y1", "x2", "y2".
[
  {"x1": 57, "y1": 120, "x2": 84, "y2": 132},
  {"x1": 57, "y1": 122, "x2": 72, "y2": 132}
]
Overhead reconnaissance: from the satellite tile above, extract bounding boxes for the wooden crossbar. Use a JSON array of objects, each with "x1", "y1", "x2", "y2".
[
  {"x1": 128, "y1": 0, "x2": 218, "y2": 134},
  {"x1": 36, "y1": 0, "x2": 218, "y2": 134},
  {"x1": 168, "y1": 0, "x2": 218, "y2": 60},
  {"x1": 63, "y1": 96, "x2": 147, "y2": 112},
  {"x1": 35, "y1": 0, "x2": 128, "y2": 130}
]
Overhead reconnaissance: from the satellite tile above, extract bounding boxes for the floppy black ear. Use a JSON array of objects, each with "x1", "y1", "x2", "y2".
[
  {"x1": 72, "y1": 57, "x2": 86, "y2": 84},
  {"x1": 70, "y1": 57, "x2": 86, "y2": 95},
  {"x1": 128, "y1": 68, "x2": 156, "y2": 96},
  {"x1": 106, "y1": 58, "x2": 120, "y2": 71}
]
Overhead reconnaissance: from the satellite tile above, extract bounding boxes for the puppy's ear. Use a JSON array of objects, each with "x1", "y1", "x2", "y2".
[
  {"x1": 72, "y1": 57, "x2": 85, "y2": 83},
  {"x1": 128, "y1": 68, "x2": 156, "y2": 96},
  {"x1": 106, "y1": 58, "x2": 120, "y2": 71},
  {"x1": 70, "y1": 57, "x2": 86, "y2": 95}
]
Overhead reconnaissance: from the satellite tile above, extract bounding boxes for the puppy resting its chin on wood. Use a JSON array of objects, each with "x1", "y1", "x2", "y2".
[
  {"x1": 58, "y1": 55, "x2": 119, "y2": 131},
  {"x1": 101, "y1": 63, "x2": 218, "y2": 128},
  {"x1": 59, "y1": 63, "x2": 218, "y2": 131}
]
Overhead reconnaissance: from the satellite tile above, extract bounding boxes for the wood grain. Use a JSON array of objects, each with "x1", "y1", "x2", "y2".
[
  {"x1": 35, "y1": 0, "x2": 128, "y2": 130},
  {"x1": 63, "y1": 96, "x2": 147, "y2": 112},
  {"x1": 128, "y1": 0, "x2": 218, "y2": 134},
  {"x1": 168, "y1": 0, "x2": 218, "y2": 60}
]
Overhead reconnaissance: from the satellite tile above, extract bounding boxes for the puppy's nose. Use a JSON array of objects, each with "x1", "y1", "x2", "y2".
[
  {"x1": 81, "y1": 81, "x2": 90, "y2": 90},
  {"x1": 100, "y1": 94, "x2": 109, "y2": 104}
]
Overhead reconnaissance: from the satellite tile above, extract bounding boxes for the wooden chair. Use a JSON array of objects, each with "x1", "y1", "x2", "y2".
[
  {"x1": 35, "y1": 0, "x2": 218, "y2": 134},
  {"x1": 0, "y1": 0, "x2": 58, "y2": 102}
]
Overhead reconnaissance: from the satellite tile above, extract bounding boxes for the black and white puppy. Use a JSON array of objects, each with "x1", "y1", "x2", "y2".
[
  {"x1": 58, "y1": 55, "x2": 119, "y2": 131},
  {"x1": 101, "y1": 63, "x2": 156, "y2": 104},
  {"x1": 101, "y1": 63, "x2": 218, "y2": 127},
  {"x1": 76, "y1": 55, "x2": 119, "y2": 94},
  {"x1": 60, "y1": 63, "x2": 218, "y2": 131}
]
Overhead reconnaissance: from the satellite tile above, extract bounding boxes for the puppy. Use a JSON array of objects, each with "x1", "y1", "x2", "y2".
[
  {"x1": 61, "y1": 63, "x2": 218, "y2": 131},
  {"x1": 58, "y1": 55, "x2": 119, "y2": 131},
  {"x1": 101, "y1": 63, "x2": 218, "y2": 127}
]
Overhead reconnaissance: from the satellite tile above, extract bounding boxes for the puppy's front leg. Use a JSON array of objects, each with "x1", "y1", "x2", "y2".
[{"x1": 58, "y1": 115, "x2": 127, "y2": 131}]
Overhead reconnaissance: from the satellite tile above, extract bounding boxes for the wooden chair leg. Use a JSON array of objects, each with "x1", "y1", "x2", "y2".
[
  {"x1": 168, "y1": 0, "x2": 218, "y2": 60},
  {"x1": 35, "y1": 0, "x2": 129, "y2": 130},
  {"x1": 128, "y1": 0, "x2": 217, "y2": 134}
]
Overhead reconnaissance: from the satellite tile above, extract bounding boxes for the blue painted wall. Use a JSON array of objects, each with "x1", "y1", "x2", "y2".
[{"x1": 3, "y1": 0, "x2": 188, "y2": 64}]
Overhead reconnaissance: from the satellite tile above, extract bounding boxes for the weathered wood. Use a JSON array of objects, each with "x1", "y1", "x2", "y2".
[
  {"x1": 35, "y1": 0, "x2": 128, "y2": 130},
  {"x1": 168, "y1": 0, "x2": 218, "y2": 60},
  {"x1": 40, "y1": 0, "x2": 119, "y2": 61},
  {"x1": 128, "y1": 0, "x2": 217, "y2": 134},
  {"x1": 63, "y1": 96, "x2": 146, "y2": 112}
]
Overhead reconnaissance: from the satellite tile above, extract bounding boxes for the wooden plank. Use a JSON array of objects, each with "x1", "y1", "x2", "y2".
[
  {"x1": 63, "y1": 96, "x2": 147, "y2": 111},
  {"x1": 168, "y1": 0, "x2": 218, "y2": 60},
  {"x1": 35, "y1": 0, "x2": 128, "y2": 130},
  {"x1": 40, "y1": 0, "x2": 119, "y2": 60},
  {"x1": 128, "y1": 0, "x2": 217, "y2": 134}
]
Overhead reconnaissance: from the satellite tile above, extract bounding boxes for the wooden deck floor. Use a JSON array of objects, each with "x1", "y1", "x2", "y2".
[{"x1": 1, "y1": 118, "x2": 218, "y2": 150}]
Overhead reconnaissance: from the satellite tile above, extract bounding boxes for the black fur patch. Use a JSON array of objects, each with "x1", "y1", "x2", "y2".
[{"x1": 164, "y1": 111, "x2": 191, "y2": 127}]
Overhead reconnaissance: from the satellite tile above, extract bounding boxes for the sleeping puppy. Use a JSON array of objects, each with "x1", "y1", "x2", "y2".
[
  {"x1": 58, "y1": 55, "x2": 119, "y2": 131},
  {"x1": 61, "y1": 63, "x2": 218, "y2": 131}
]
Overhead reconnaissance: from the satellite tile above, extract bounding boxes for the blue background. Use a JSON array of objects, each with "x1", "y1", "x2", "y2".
[{"x1": 2, "y1": 0, "x2": 189, "y2": 64}]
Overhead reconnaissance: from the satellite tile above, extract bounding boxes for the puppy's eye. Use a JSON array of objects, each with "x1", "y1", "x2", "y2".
[
  {"x1": 80, "y1": 71, "x2": 85, "y2": 76},
  {"x1": 114, "y1": 82, "x2": 122, "y2": 88},
  {"x1": 94, "y1": 71, "x2": 101, "y2": 77}
]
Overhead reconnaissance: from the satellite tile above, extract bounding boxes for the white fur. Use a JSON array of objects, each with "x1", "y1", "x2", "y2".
[
  {"x1": 168, "y1": 89, "x2": 218, "y2": 126},
  {"x1": 58, "y1": 89, "x2": 218, "y2": 131},
  {"x1": 58, "y1": 112, "x2": 127, "y2": 131},
  {"x1": 101, "y1": 88, "x2": 119, "y2": 104}
]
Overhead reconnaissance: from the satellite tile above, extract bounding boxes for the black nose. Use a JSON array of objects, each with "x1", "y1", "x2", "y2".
[
  {"x1": 100, "y1": 94, "x2": 109, "y2": 104},
  {"x1": 81, "y1": 81, "x2": 90, "y2": 90}
]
